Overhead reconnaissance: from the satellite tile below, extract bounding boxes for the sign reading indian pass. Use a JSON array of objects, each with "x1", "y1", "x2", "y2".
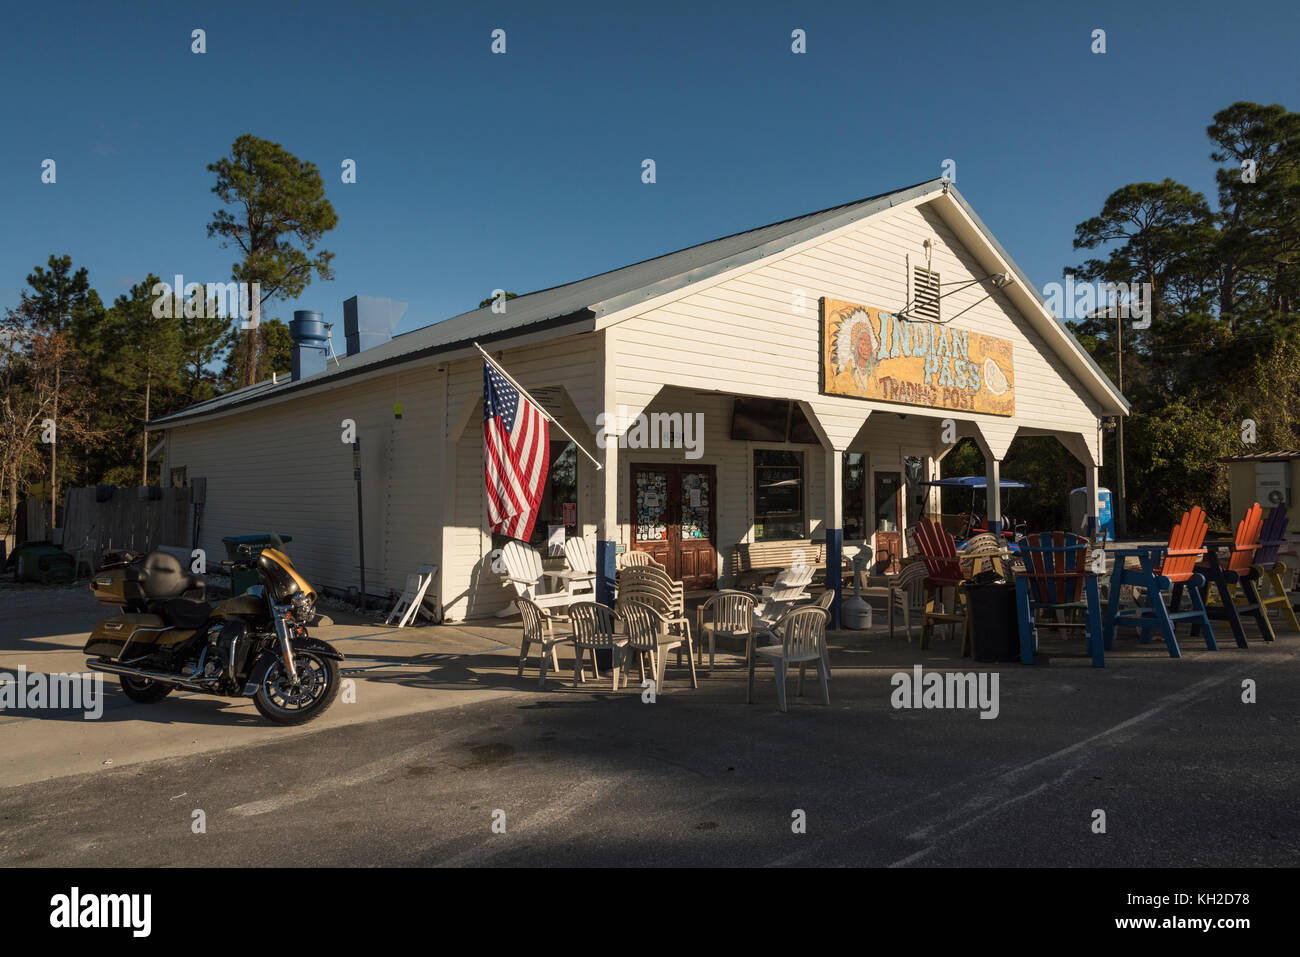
[{"x1": 820, "y1": 298, "x2": 1015, "y2": 416}]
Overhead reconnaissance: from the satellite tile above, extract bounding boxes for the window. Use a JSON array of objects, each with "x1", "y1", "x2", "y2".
[
  {"x1": 875, "y1": 471, "x2": 901, "y2": 532},
  {"x1": 912, "y1": 266, "x2": 940, "y2": 322},
  {"x1": 525, "y1": 441, "x2": 578, "y2": 550},
  {"x1": 488, "y1": 441, "x2": 576, "y2": 552},
  {"x1": 754, "y1": 449, "x2": 804, "y2": 540},
  {"x1": 904, "y1": 456, "x2": 927, "y2": 528},
  {"x1": 842, "y1": 453, "x2": 867, "y2": 540}
]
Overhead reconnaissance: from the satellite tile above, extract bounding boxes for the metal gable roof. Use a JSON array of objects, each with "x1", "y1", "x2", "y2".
[{"x1": 150, "y1": 177, "x2": 1126, "y2": 427}]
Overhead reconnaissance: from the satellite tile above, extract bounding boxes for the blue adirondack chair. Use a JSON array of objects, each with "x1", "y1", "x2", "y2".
[
  {"x1": 1104, "y1": 506, "x2": 1217, "y2": 658},
  {"x1": 1015, "y1": 531, "x2": 1104, "y2": 667}
]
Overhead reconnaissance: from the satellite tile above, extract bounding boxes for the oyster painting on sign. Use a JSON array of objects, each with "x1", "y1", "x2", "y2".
[{"x1": 820, "y1": 297, "x2": 1015, "y2": 416}]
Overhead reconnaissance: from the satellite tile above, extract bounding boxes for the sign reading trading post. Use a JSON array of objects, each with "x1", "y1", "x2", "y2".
[{"x1": 820, "y1": 297, "x2": 1015, "y2": 416}]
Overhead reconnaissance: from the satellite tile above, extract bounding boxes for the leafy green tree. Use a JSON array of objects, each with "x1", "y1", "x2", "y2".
[
  {"x1": 218, "y1": 317, "x2": 292, "y2": 390},
  {"x1": 1207, "y1": 102, "x2": 1300, "y2": 326},
  {"x1": 18, "y1": 256, "x2": 106, "y2": 503},
  {"x1": 208, "y1": 135, "x2": 338, "y2": 387},
  {"x1": 101, "y1": 277, "x2": 187, "y2": 484},
  {"x1": 0, "y1": 296, "x2": 70, "y2": 537}
]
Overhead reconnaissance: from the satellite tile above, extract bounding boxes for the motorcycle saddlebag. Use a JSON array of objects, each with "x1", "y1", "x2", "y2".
[
  {"x1": 90, "y1": 569, "x2": 129, "y2": 607},
  {"x1": 84, "y1": 614, "x2": 178, "y2": 659}
]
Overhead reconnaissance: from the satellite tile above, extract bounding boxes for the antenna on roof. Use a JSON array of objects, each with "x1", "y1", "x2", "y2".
[{"x1": 325, "y1": 322, "x2": 341, "y2": 367}]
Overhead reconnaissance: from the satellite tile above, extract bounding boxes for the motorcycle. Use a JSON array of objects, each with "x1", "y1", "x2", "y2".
[{"x1": 84, "y1": 544, "x2": 343, "y2": 725}]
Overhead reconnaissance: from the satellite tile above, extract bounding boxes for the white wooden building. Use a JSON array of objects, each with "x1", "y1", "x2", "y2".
[{"x1": 150, "y1": 179, "x2": 1128, "y2": 621}]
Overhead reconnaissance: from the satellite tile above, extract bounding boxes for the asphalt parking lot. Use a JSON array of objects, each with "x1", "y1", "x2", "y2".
[{"x1": 1, "y1": 581, "x2": 1297, "y2": 866}]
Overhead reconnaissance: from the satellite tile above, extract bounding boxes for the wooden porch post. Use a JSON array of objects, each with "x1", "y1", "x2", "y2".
[
  {"x1": 595, "y1": 330, "x2": 618, "y2": 606},
  {"x1": 824, "y1": 446, "x2": 843, "y2": 629},
  {"x1": 986, "y1": 456, "x2": 1003, "y2": 535}
]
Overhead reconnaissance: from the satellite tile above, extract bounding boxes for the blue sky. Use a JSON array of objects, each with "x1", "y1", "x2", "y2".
[{"x1": 3, "y1": 0, "x2": 1297, "y2": 337}]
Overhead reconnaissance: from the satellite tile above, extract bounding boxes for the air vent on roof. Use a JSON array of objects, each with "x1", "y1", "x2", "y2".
[{"x1": 911, "y1": 267, "x2": 940, "y2": 323}]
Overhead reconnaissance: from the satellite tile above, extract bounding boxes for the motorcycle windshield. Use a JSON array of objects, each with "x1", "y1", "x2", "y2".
[{"x1": 257, "y1": 549, "x2": 315, "y2": 604}]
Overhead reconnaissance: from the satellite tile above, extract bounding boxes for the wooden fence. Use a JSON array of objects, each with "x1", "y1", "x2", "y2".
[{"x1": 58, "y1": 486, "x2": 192, "y2": 565}]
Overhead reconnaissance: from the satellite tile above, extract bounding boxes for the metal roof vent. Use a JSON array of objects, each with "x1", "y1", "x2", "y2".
[
  {"x1": 343, "y1": 296, "x2": 408, "y2": 356},
  {"x1": 911, "y1": 267, "x2": 940, "y2": 323}
]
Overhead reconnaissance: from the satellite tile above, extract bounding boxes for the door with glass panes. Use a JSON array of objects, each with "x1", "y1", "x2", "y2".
[{"x1": 630, "y1": 464, "x2": 717, "y2": 589}]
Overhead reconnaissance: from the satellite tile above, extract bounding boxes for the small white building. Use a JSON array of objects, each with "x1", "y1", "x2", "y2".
[{"x1": 150, "y1": 179, "x2": 1128, "y2": 621}]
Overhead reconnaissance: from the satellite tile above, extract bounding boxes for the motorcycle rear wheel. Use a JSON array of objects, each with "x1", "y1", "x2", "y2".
[
  {"x1": 119, "y1": 675, "x2": 174, "y2": 703},
  {"x1": 253, "y1": 651, "x2": 340, "y2": 725}
]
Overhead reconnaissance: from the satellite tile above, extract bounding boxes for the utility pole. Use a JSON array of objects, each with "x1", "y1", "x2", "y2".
[{"x1": 1114, "y1": 300, "x2": 1128, "y2": 538}]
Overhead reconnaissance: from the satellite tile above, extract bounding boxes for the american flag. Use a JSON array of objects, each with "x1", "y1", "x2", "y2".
[{"x1": 483, "y1": 360, "x2": 550, "y2": 540}]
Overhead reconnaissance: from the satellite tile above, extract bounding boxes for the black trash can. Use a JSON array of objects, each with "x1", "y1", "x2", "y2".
[{"x1": 965, "y1": 575, "x2": 1020, "y2": 663}]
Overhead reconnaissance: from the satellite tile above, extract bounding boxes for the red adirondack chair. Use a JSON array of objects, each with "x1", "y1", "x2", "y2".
[
  {"x1": 913, "y1": 518, "x2": 971, "y2": 654},
  {"x1": 1196, "y1": 502, "x2": 1275, "y2": 646},
  {"x1": 1104, "y1": 506, "x2": 1217, "y2": 658}
]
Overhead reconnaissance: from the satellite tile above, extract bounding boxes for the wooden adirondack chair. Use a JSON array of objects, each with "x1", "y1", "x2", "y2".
[
  {"x1": 913, "y1": 518, "x2": 971, "y2": 654},
  {"x1": 1015, "y1": 532, "x2": 1104, "y2": 667},
  {"x1": 1235, "y1": 503, "x2": 1298, "y2": 633},
  {"x1": 1195, "y1": 503, "x2": 1275, "y2": 647},
  {"x1": 1104, "y1": 506, "x2": 1217, "y2": 658}
]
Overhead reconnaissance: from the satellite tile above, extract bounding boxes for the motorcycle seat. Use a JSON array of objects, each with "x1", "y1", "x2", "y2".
[{"x1": 154, "y1": 598, "x2": 213, "y2": 630}]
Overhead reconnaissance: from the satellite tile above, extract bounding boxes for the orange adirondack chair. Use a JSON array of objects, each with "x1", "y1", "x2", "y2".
[
  {"x1": 1196, "y1": 503, "x2": 1275, "y2": 646},
  {"x1": 1104, "y1": 506, "x2": 1217, "y2": 658},
  {"x1": 913, "y1": 518, "x2": 971, "y2": 654}
]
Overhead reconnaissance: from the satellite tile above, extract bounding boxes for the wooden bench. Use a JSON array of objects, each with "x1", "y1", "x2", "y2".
[{"x1": 732, "y1": 539, "x2": 853, "y2": 591}]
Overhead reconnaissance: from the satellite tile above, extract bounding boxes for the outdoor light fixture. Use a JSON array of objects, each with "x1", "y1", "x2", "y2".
[{"x1": 991, "y1": 272, "x2": 1014, "y2": 288}]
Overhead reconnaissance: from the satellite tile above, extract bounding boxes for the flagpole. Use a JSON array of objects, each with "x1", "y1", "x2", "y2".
[{"x1": 473, "y1": 342, "x2": 603, "y2": 470}]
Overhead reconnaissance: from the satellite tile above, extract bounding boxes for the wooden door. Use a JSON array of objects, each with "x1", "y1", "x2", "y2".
[{"x1": 631, "y1": 464, "x2": 717, "y2": 589}]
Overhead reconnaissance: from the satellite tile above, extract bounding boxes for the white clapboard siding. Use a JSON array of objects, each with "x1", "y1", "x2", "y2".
[
  {"x1": 164, "y1": 368, "x2": 444, "y2": 597},
  {"x1": 610, "y1": 201, "x2": 1106, "y2": 459}
]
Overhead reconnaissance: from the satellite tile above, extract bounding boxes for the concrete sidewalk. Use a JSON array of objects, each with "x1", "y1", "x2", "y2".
[{"x1": 0, "y1": 581, "x2": 527, "y2": 787}]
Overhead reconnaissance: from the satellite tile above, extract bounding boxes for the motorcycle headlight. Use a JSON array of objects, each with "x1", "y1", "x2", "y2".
[{"x1": 291, "y1": 592, "x2": 316, "y2": 624}]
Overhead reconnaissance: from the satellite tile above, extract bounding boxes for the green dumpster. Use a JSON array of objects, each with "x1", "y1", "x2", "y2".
[
  {"x1": 221, "y1": 534, "x2": 293, "y2": 595},
  {"x1": 14, "y1": 541, "x2": 76, "y2": 584}
]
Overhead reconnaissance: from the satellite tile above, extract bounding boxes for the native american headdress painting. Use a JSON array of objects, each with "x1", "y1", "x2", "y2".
[{"x1": 831, "y1": 306, "x2": 880, "y2": 390}]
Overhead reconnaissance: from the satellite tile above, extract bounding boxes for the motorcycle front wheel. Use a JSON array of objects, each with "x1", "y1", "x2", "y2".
[
  {"x1": 253, "y1": 650, "x2": 340, "y2": 725},
  {"x1": 119, "y1": 675, "x2": 174, "y2": 703}
]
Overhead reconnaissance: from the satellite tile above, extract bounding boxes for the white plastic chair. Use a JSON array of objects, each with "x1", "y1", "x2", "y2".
[
  {"x1": 697, "y1": 590, "x2": 757, "y2": 675},
  {"x1": 891, "y1": 562, "x2": 929, "y2": 641},
  {"x1": 754, "y1": 564, "x2": 815, "y2": 620},
  {"x1": 497, "y1": 540, "x2": 572, "y2": 616},
  {"x1": 617, "y1": 550, "x2": 664, "y2": 571},
  {"x1": 566, "y1": 602, "x2": 627, "y2": 691},
  {"x1": 617, "y1": 565, "x2": 685, "y2": 619},
  {"x1": 560, "y1": 537, "x2": 598, "y2": 598},
  {"x1": 857, "y1": 561, "x2": 927, "y2": 642},
  {"x1": 516, "y1": 598, "x2": 572, "y2": 689},
  {"x1": 751, "y1": 605, "x2": 830, "y2": 712},
  {"x1": 617, "y1": 597, "x2": 698, "y2": 691}
]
